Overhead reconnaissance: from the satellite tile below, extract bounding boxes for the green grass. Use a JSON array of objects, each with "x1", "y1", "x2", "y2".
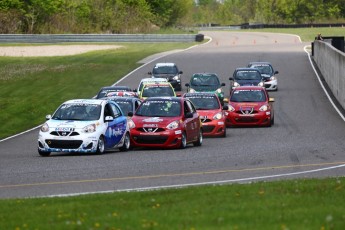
[
  {"x1": 0, "y1": 43, "x2": 194, "y2": 139},
  {"x1": 0, "y1": 178, "x2": 344, "y2": 229},
  {"x1": 246, "y1": 27, "x2": 345, "y2": 42}
]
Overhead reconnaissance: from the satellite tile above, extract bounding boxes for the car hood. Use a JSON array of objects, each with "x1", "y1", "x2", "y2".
[
  {"x1": 197, "y1": 109, "x2": 222, "y2": 117},
  {"x1": 153, "y1": 73, "x2": 177, "y2": 79},
  {"x1": 46, "y1": 119, "x2": 98, "y2": 129},
  {"x1": 231, "y1": 102, "x2": 266, "y2": 109},
  {"x1": 190, "y1": 85, "x2": 220, "y2": 92},
  {"x1": 132, "y1": 116, "x2": 179, "y2": 127},
  {"x1": 236, "y1": 79, "x2": 262, "y2": 86}
]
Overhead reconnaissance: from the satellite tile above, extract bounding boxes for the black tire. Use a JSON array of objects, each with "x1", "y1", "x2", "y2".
[
  {"x1": 119, "y1": 132, "x2": 130, "y2": 152},
  {"x1": 180, "y1": 132, "x2": 187, "y2": 149},
  {"x1": 96, "y1": 136, "x2": 105, "y2": 154},
  {"x1": 193, "y1": 129, "x2": 203, "y2": 146},
  {"x1": 38, "y1": 149, "x2": 51, "y2": 157},
  {"x1": 221, "y1": 127, "x2": 227, "y2": 138}
]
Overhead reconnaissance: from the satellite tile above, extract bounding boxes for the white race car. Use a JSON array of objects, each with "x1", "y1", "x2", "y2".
[
  {"x1": 37, "y1": 99, "x2": 131, "y2": 156},
  {"x1": 248, "y1": 62, "x2": 279, "y2": 91}
]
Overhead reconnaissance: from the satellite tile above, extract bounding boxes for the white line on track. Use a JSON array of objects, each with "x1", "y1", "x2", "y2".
[{"x1": 45, "y1": 163, "x2": 345, "y2": 198}]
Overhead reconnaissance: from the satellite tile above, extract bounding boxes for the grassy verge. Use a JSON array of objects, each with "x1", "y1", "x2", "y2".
[
  {"x1": 0, "y1": 177, "x2": 344, "y2": 229},
  {"x1": 0, "y1": 43, "x2": 194, "y2": 139}
]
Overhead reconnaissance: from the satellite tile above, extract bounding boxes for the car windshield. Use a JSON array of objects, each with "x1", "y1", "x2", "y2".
[
  {"x1": 152, "y1": 66, "x2": 177, "y2": 74},
  {"x1": 142, "y1": 86, "x2": 174, "y2": 97},
  {"x1": 52, "y1": 104, "x2": 101, "y2": 121},
  {"x1": 136, "y1": 100, "x2": 181, "y2": 117},
  {"x1": 235, "y1": 71, "x2": 262, "y2": 80},
  {"x1": 187, "y1": 96, "x2": 220, "y2": 110},
  {"x1": 251, "y1": 65, "x2": 273, "y2": 75},
  {"x1": 114, "y1": 101, "x2": 133, "y2": 116},
  {"x1": 191, "y1": 74, "x2": 220, "y2": 86},
  {"x1": 230, "y1": 90, "x2": 267, "y2": 102}
]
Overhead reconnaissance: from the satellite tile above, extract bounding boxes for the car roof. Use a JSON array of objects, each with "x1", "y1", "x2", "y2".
[
  {"x1": 140, "y1": 77, "x2": 167, "y2": 82},
  {"x1": 64, "y1": 99, "x2": 106, "y2": 105},
  {"x1": 183, "y1": 92, "x2": 218, "y2": 98},
  {"x1": 143, "y1": 82, "x2": 173, "y2": 87},
  {"x1": 154, "y1": 62, "x2": 176, "y2": 67},
  {"x1": 144, "y1": 96, "x2": 182, "y2": 102},
  {"x1": 235, "y1": 67, "x2": 261, "y2": 72},
  {"x1": 232, "y1": 86, "x2": 266, "y2": 91},
  {"x1": 248, "y1": 61, "x2": 272, "y2": 66},
  {"x1": 106, "y1": 96, "x2": 138, "y2": 102},
  {"x1": 192, "y1": 73, "x2": 219, "y2": 77}
]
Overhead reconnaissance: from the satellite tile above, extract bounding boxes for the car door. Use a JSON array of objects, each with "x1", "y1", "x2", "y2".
[
  {"x1": 183, "y1": 100, "x2": 199, "y2": 142},
  {"x1": 108, "y1": 102, "x2": 127, "y2": 147}
]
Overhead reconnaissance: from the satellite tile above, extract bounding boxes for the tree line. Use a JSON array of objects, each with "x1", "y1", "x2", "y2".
[{"x1": 0, "y1": 0, "x2": 344, "y2": 34}]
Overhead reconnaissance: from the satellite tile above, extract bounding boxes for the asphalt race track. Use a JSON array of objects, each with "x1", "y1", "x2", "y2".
[{"x1": 1, "y1": 31, "x2": 345, "y2": 199}]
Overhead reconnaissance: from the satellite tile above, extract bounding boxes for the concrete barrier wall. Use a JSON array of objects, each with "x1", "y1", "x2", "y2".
[{"x1": 313, "y1": 40, "x2": 345, "y2": 110}]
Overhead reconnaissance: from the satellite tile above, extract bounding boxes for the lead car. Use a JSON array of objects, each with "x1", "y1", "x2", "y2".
[
  {"x1": 128, "y1": 97, "x2": 203, "y2": 149},
  {"x1": 37, "y1": 99, "x2": 131, "y2": 156}
]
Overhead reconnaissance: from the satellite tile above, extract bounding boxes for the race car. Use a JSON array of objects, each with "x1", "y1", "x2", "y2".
[
  {"x1": 185, "y1": 73, "x2": 226, "y2": 104},
  {"x1": 148, "y1": 62, "x2": 183, "y2": 91},
  {"x1": 37, "y1": 99, "x2": 131, "y2": 156},
  {"x1": 248, "y1": 62, "x2": 279, "y2": 91},
  {"x1": 138, "y1": 82, "x2": 176, "y2": 100},
  {"x1": 229, "y1": 68, "x2": 264, "y2": 93},
  {"x1": 105, "y1": 96, "x2": 141, "y2": 116},
  {"x1": 183, "y1": 92, "x2": 227, "y2": 137},
  {"x1": 225, "y1": 86, "x2": 275, "y2": 127},
  {"x1": 128, "y1": 97, "x2": 203, "y2": 149},
  {"x1": 95, "y1": 86, "x2": 133, "y2": 99}
]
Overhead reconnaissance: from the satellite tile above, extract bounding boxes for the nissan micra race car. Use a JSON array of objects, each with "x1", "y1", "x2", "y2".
[{"x1": 37, "y1": 99, "x2": 131, "y2": 156}]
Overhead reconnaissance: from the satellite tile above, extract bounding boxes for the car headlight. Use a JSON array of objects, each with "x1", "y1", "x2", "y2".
[
  {"x1": 258, "y1": 82, "x2": 264, "y2": 87},
  {"x1": 40, "y1": 123, "x2": 49, "y2": 132},
  {"x1": 166, "y1": 120, "x2": 180, "y2": 130},
  {"x1": 270, "y1": 76, "x2": 276, "y2": 81},
  {"x1": 228, "y1": 105, "x2": 235, "y2": 112},
  {"x1": 233, "y1": 82, "x2": 240, "y2": 87},
  {"x1": 189, "y1": 88, "x2": 196, "y2": 93},
  {"x1": 172, "y1": 75, "x2": 180, "y2": 80},
  {"x1": 213, "y1": 112, "x2": 223, "y2": 120},
  {"x1": 259, "y1": 104, "x2": 268, "y2": 111},
  {"x1": 128, "y1": 119, "x2": 136, "y2": 129},
  {"x1": 82, "y1": 124, "x2": 96, "y2": 133}
]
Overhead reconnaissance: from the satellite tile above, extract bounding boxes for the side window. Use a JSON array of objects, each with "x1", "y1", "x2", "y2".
[
  {"x1": 110, "y1": 103, "x2": 121, "y2": 118},
  {"x1": 184, "y1": 101, "x2": 191, "y2": 115},
  {"x1": 104, "y1": 103, "x2": 114, "y2": 118},
  {"x1": 186, "y1": 101, "x2": 196, "y2": 113},
  {"x1": 135, "y1": 100, "x2": 141, "y2": 110}
]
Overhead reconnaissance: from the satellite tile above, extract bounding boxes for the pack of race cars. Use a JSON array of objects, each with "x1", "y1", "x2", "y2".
[{"x1": 37, "y1": 62, "x2": 279, "y2": 156}]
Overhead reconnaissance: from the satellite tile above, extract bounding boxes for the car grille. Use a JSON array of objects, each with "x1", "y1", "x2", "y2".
[
  {"x1": 45, "y1": 139, "x2": 83, "y2": 149},
  {"x1": 133, "y1": 135, "x2": 168, "y2": 144},
  {"x1": 200, "y1": 117, "x2": 212, "y2": 123},
  {"x1": 50, "y1": 131, "x2": 79, "y2": 136},
  {"x1": 202, "y1": 125, "x2": 215, "y2": 133},
  {"x1": 137, "y1": 128, "x2": 165, "y2": 133},
  {"x1": 236, "y1": 117, "x2": 260, "y2": 122}
]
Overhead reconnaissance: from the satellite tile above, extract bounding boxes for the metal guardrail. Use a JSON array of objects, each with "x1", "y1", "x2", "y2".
[{"x1": 0, "y1": 34, "x2": 201, "y2": 43}]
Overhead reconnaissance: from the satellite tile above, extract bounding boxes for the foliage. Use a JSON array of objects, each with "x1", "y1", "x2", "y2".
[{"x1": 0, "y1": 0, "x2": 344, "y2": 34}]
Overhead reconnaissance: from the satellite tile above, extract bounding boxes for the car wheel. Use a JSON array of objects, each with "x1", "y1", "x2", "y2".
[
  {"x1": 96, "y1": 136, "x2": 105, "y2": 154},
  {"x1": 193, "y1": 129, "x2": 203, "y2": 146},
  {"x1": 119, "y1": 132, "x2": 130, "y2": 152},
  {"x1": 180, "y1": 132, "x2": 187, "y2": 149},
  {"x1": 221, "y1": 127, "x2": 227, "y2": 138},
  {"x1": 38, "y1": 149, "x2": 51, "y2": 157},
  {"x1": 271, "y1": 115, "x2": 275, "y2": 126}
]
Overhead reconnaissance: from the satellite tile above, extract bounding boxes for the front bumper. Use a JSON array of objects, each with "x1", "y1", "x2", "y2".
[
  {"x1": 225, "y1": 111, "x2": 272, "y2": 127},
  {"x1": 38, "y1": 132, "x2": 99, "y2": 153},
  {"x1": 264, "y1": 79, "x2": 278, "y2": 91},
  {"x1": 200, "y1": 118, "x2": 226, "y2": 137},
  {"x1": 130, "y1": 128, "x2": 182, "y2": 149}
]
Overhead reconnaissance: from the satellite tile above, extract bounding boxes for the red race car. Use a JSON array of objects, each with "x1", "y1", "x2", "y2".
[
  {"x1": 183, "y1": 92, "x2": 227, "y2": 137},
  {"x1": 128, "y1": 97, "x2": 203, "y2": 149},
  {"x1": 225, "y1": 86, "x2": 274, "y2": 127}
]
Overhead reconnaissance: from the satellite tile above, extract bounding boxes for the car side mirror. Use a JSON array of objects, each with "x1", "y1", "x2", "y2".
[
  {"x1": 105, "y1": 116, "x2": 114, "y2": 122},
  {"x1": 185, "y1": 112, "x2": 193, "y2": 118},
  {"x1": 222, "y1": 105, "x2": 229, "y2": 110},
  {"x1": 274, "y1": 71, "x2": 279, "y2": 74},
  {"x1": 128, "y1": 112, "x2": 133, "y2": 117},
  {"x1": 221, "y1": 83, "x2": 226, "y2": 86},
  {"x1": 179, "y1": 71, "x2": 183, "y2": 74},
  {"x1": 148, "y1": 71, "x2": 152, "y2": 75},
  {"x1": 269, "y1": 98, "x2": 275, "y2": 102},
  {"x1": 176, "y1": 93, "x2": 182, "y2": 97},
  {"x1": 46, "y1": 115, "x2": 52, "y2": 120},
  {"x1": 229, "y1": 77, "x2": 234, "y2": 81},
  {"x1": 185, "y1": 83, "x2": 190, "y2": 87}
]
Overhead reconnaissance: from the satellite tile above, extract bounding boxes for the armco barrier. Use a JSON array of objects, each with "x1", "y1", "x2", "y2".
[
  {"x1": 0, "y1": 34, "x2": 203, "y2": 43},
  {"x1": 313, "y1": 40, "x2": 345, "y2": 111}
]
